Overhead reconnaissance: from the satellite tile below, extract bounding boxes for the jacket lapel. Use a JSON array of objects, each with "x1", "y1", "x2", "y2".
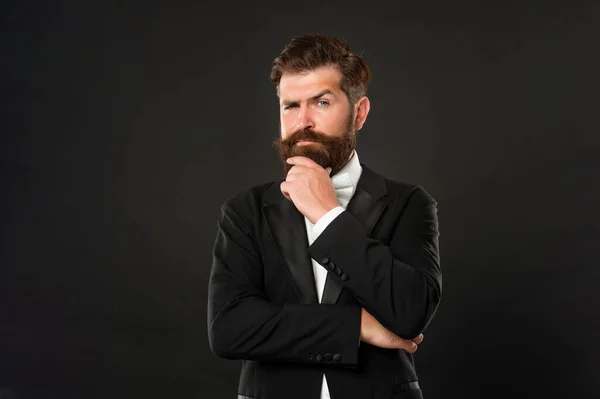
[
  {"x1": 263, "y1": 163, "x2": 388, "y2": 305},
  {"x1": 263, "y1": 195, "x2": 319, "y2": 304}
]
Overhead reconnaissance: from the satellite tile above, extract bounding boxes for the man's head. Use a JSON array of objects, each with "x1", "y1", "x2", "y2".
[{"x1": 271, "y1": 34, "x2": 372, "y2": 177}]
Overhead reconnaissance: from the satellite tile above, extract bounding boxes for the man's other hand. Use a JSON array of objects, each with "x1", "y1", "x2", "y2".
[{"x1": 360, "y1": 308, "x2": 424, "y2": 353}]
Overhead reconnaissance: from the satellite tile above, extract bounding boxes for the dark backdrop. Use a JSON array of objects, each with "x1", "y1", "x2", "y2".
[{"x1": 2, "y1": 1, "x2": 599, "y2": 398}]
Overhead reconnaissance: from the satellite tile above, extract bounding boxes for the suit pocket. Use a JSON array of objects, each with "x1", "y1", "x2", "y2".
[{"x1": 391, "y1": 381, "x2": 423, "y2": 399}]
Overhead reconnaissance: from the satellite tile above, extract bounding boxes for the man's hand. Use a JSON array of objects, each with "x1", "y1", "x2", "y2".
[
  {"x1": 360, "y1": 308, "x2": 424, "y2": 353},
  {"x1": 280, "y1": 156, "x2": 339, "y2": 224}
]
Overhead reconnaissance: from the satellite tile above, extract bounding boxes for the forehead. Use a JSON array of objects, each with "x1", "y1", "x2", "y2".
[{"x1": 279, "y1": 66, "x2": 343, "y2": 99}]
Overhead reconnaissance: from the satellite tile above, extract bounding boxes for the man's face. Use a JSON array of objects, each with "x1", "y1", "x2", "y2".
[{"x1": 272, "y1": 66, "x2": 357, "y2": 177}]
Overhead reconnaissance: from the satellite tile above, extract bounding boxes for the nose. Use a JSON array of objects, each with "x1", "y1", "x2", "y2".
[{"x1": 296, "y1": 106, "x2": 314, "y2": 130}]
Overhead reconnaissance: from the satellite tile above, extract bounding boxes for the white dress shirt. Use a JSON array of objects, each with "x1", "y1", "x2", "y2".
[{"x1": 304, "y1": 150, "x2": 363, "y2": 399}]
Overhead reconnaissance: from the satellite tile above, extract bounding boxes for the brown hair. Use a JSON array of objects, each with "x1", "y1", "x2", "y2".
[{"x1": 270, "y1": 34, "x2": 372, "y2": 105}]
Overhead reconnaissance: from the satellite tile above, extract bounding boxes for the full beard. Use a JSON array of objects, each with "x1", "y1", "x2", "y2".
[{"x1": 272, "y1": 111, "x2": 356, "y2": 178}]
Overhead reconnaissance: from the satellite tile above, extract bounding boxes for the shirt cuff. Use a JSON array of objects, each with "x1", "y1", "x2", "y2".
[{"x1": 312, "y1": 206, "x2": 345, "y2": 239}]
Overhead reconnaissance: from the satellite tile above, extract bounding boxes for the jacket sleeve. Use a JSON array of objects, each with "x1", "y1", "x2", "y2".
[
  {"x1": 207, "y1": 201, "x2": 362, "y2": 367},
  {"x1": 306, "y1": 186, "x2": 442, "y2": 340}
]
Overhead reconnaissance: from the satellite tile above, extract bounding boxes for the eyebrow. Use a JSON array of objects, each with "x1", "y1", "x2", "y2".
[{"x1": 281, "y1": 89, "x2": 336, "y2": 106}]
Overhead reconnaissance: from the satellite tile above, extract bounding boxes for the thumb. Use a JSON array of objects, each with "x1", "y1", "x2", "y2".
[{"x1": 392, "y1": 334, "x2": 417, "y2": 352}]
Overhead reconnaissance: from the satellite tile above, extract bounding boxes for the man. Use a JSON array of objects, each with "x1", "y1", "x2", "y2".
[{"x1": 208, "y1": 34, "x2": 442, "y2": 399}]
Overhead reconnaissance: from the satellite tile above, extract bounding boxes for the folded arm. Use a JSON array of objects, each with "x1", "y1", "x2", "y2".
[
  {"x1": 208, "y1": 202, "x2": 361, "y2": 367},
  {"x1": 307, "y1": 186, "x2": 442, "y2": 339}
]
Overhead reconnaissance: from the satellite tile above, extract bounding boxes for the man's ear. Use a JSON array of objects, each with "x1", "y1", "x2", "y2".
[{"x1": 354, "y1": 96, "x2": 371, "y2": 131}]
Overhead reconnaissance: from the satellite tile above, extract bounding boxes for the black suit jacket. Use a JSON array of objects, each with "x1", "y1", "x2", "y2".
[{"x1": 208, "y1": 163, "x2": 442, "y2": 399}]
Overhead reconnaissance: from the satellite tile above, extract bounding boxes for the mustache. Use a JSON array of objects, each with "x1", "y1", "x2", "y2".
[{"x1": 280, "y1": 128, "x2": 344, "y2": 146}]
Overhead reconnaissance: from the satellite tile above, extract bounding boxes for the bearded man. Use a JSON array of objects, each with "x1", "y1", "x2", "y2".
[{"x1": 208, "y1": 34, "x2": 442, "y2": 399}]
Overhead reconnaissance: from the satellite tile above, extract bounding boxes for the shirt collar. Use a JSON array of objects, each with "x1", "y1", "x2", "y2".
[{"x1": 330, "y1": 149, "x2": 363, "y2": 201}]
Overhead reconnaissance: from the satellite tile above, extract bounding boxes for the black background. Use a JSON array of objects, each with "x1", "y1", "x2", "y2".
[{"x1": 2, "y1": 1, "x2": 599, "y2": 398}]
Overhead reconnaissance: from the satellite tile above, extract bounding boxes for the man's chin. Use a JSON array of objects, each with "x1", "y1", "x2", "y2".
[
  {"x1": 282, "y1": 150, "x2": 328, "y2": 170},
  {"x1": 298, "y1": 152, "x2": 327, "y2": 165}
]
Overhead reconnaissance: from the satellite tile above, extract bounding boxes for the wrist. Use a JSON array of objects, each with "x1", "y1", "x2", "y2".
[{"x1": 312, "y1": 204, "x2": 338, "y2": 225}]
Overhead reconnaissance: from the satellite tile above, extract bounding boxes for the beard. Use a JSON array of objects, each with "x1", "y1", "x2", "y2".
[{"x1": 272, "y1": 111, "x2": 356, "y2": 178}]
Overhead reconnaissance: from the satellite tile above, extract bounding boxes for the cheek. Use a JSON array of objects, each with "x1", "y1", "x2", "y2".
[
  {"x1": 280, "y1": 114, "x2": 293, "y2": 136},
  {"x1": 282, "y1": 110, "x2": 298, "y2": 121},
  {"x1": 311, "y1": 111, "x2": 329, "y2": 127},
  {"x1": 316, "y1": 113, "x2": 343, "y2": 133}
]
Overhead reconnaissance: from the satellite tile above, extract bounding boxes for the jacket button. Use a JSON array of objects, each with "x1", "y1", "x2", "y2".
[
  {"x1": 315, "y1": 354, "x2": 323, "y2": 363},
  {"x1": 333, "y1": 354, "x2": 342, "y2": 362},
  {"x1": 324, "y1": 353, "x2": 332, "y2": 361},
  {"x1": 334, "y1": 267, "x2": 342, "y2": 276},
  {"x1": 341, "y1": 273, "x2": 349, "y2": 281},
  {"x1": 328, "y1": 262, "x2": 336, "y2": 271},
  {"x1": 320, "y1": 257, "x2": 330, "y2": 264}
]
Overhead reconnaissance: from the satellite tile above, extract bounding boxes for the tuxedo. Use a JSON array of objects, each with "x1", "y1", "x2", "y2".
[{"x1": 208, "y1": 153, "x2": 442, "y2": 399}]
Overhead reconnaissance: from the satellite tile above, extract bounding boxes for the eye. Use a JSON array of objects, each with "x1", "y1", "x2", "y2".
[
  {"x1": 316, "y1": 100, "x2": 329, "y2": 107},
  {"x1": 284, "y1": 104, "x2": 298, "y2": 110}
]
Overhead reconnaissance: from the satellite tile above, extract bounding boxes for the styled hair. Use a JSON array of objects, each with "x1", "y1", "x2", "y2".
[{"x1": 270, "y1": 34, "x2": 372, "y2": 105}]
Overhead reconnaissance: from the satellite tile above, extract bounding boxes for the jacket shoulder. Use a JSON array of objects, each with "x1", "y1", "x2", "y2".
[
  {"x1": 219, "y1": 180, "x2": 277, "y2": 216},
  {"x1": 378, "y1": 174, "x2": 438, "y2": 206}
]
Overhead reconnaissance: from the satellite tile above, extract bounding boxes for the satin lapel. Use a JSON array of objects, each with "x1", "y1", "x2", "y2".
[
  {"x1": 263, "y1": 197, "x2": 319, "y2": 304},
  {"x1": 321, "y1": 165, "x2": 388, "y2": 305}
]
